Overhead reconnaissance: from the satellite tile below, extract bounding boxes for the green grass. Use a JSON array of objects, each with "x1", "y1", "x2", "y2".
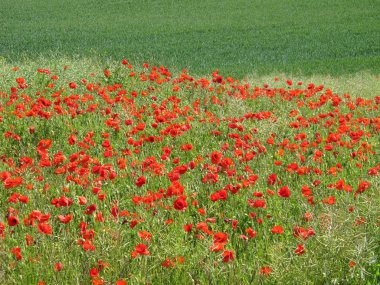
[{"x1": 1, "y1": 0, "x2": 380, "y2": 77}]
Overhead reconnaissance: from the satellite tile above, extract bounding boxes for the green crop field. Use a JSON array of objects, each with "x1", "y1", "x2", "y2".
[
  {"x1": 1, "y1": 0, "x2": 380, "y2": 77},
  {"x1": 0, "y1": 1, "x2": 379, "y2": 285}
]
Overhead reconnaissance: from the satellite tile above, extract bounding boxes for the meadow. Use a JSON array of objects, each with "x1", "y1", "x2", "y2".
[{"x1": 0, "y1": 1, "x2": 379, "y2": 285}]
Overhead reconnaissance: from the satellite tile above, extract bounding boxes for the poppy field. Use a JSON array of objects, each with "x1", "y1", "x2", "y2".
[{"x1": 0, "y1": 59, "x2": 379, "y2": 285}]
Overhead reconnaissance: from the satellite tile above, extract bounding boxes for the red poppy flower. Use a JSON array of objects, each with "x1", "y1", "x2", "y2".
[
  {"x1": 38, "y1": 223, "x2": 52, "y2": 235},
  {"x1": 222, "y1": 250, "x2": 235, "y2": 262},
  {"x1": 135, "y1": 244, "x2": 149, "y2": 255},
  {"x1": 135, "y1": 176, "x2": 146, "y2": 188},
  {"x1": 301, "y1": 185, "x2": 312, "y2": 197},
  {"x1": 267, "y1": 173, "x2": 277, "y2": 185},
  {"x1": 11, "y1": 247, "x2": 22, "y2": 260},
  {"x1": 92, "y1": 279, "x2": 104, "y2": 285},
  {"x1": 58, "y1": 214, "x2": 73, "y2": 224},
  {"x1": 183, "y1": 224, "x2": 193, "y2": 232},
  {"x1": 78, "y1": 196, "x2": 88, "y2": 205},
  {"x1": 180, "y1": 143, "x2": 193, "y2": 151},
  {"x1": 271, "y1": 225, "x2": 284, "y2": 234},
  {"x1": 248, "y1": 199, "x2": 266, "y2": 208},
  {"x1": 103, "y1": 69, "x2": 110, "y2": 78},
  {"x1": 260, "y1": 266, "x2": 272, "y2": 275},
  {"x1": 37, "y1": 139, "x2": 52, "y2": 150},
  {"x1": 322, "y1": 196, "x2": 336, "y2": 205},
  {"x1": 354, "y1": 181, "x2": 371, "y2": 198},
  {"x1": 210, "y1": 151, "x2": 223, "y2": 164},
  {"x1": 213, "y1": 232, "x2": 228, "y2": 244},
  {"x1": 8, "y1": 216, "x2": 19, "y2": 227},
  {"x1": 54, "y1": 262, "x2": 63, "y2": 271},
  {"x1": 85, "y1": 204, "x2": 97, "y2": 215},
  {"x1": 173, "y1": 196, "x2": 187, "y2": 211},
  {"x1": 210, "y1": 243, "x2": 224, "y2": 252},
  {"x1": 246, "y1": 227, "x2": 257, "y2": 238},
  {"x1": 161, "y1": 258, "x2": 175, "y2": 268},
  {"x1": 138, "y1": 231, "x2": 152, "y2": 242},
  {"x1": 278, "y1": 186, "x2": 291, "y2": 198},
  {"x1": 68, "y1": 134, "x2": 77, "y2": 145},
  {"x1": 197, "y1": 208, "x2": 206, "y2": 215},
  {"x1": 293, "y1": 226, "x2": 315, "y2": 240},
  {"x1": 89, "y1": 268, "x2": 99, "y2": 278},
  {"x1": 4, "y1": 177, "x2": 23, "y2": 189},
  {"x1": 295, "y1": 244, "x2": 305, "y2": 255},
  {"x1": 25, "y1": 234, "x2": 34, "y2": 246},
  {"x1": 16, "y1": 77, "x2": 25, "y2": 84}
]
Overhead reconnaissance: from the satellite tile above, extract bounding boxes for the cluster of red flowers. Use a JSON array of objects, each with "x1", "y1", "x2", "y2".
[{"x1": 0, "y1": 60, "x2": 378, "y2": 284}]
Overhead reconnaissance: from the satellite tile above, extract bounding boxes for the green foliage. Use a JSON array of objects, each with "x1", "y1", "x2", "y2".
[{"x1": 1, "y1": 0, "x2": 380, "y2": 77}]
